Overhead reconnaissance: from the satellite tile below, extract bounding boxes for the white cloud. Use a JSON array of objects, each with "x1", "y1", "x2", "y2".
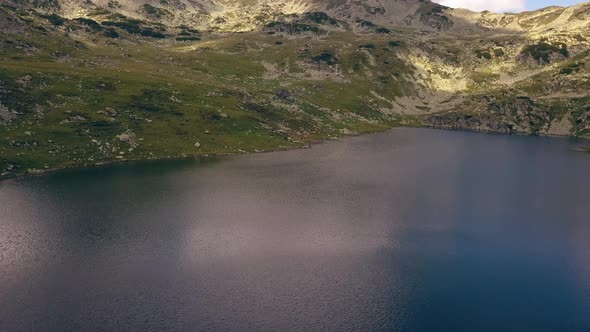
[{"x1": 433, "y1": 0, "x2": 527, "y2": 13}]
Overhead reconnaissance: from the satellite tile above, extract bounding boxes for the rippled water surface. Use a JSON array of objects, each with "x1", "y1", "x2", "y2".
[{"x1": 1, "y1": 128, "x2": 590, "y2": 331}]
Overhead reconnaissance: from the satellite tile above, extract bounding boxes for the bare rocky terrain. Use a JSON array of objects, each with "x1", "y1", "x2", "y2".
[{"x1": 1, "y1": 0, "x2": 589, "y2": 177}]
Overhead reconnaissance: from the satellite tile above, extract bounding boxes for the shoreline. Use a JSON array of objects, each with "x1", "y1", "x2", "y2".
[
  {"x1": 1, "y1": 126, "x2": 588, "y2": 182},
  {"x1": 0, "y1": 125, "x2": 387, "y2": 181}
]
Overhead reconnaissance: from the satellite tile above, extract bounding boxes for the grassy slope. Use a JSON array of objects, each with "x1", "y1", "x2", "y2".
[
  {"x1": 0, "y1": 15, "x2": 418, "y2": 177},
  {"x1": 2, "y1": 6, "x2": 589, "y2": 178}
]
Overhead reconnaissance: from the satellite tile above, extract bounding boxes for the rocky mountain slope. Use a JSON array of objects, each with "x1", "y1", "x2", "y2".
[{"x1": 0, "y1": 0, "x2": 589, "y2": 177}]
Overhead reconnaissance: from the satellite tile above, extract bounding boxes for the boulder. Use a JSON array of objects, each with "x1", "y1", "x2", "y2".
[{"x1": 275, "y1": 89, "x2": 292, "y2": 100}]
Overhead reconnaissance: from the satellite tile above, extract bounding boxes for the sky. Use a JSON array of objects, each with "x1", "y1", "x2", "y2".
[{"x1": 432, "y1": 0, "x2": 588, "y2": 13}]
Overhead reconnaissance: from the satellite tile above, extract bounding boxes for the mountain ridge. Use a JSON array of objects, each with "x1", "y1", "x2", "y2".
[{"x1": 6, "y1": 0, "x2": 590, "y2": 33}]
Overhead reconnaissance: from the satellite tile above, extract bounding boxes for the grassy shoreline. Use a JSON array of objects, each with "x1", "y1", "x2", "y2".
[
  {"x1": 0, "y1": 123, "x2": 402, "y2": 180},
  {"x1": 3, "y1": 124, "x2": 589, "y2": 181}
]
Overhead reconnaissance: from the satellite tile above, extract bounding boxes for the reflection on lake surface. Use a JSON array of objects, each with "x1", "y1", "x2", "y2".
[{"x1": 1, "y1": 128, "x2": 589, "y2": 331}]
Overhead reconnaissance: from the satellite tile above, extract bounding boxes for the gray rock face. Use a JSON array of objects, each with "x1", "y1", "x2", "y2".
[
  {"x1": 408, "y1": 3, "x2": 454, "y2": 31},
  {"x1": 423, "y1": 97, "x2": 552, "y2": 135},
  {"x1": 0, "y1": 6, "x2": 26, "y2": 34}
]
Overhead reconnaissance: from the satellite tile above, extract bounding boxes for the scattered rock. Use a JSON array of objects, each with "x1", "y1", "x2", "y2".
[
  {"x1": 26, "y1": 168, "x2": 44, "y2": 175},
  {"x1": 195, "y1": 142, "x2": 201, "y2": 148},
  {"x1": 116, "y1": 130, "x2": 138, "y2": 147},
  {"x1": 275, "y1": 89, "x2": 292, "y2": 100},
  {"x1": 0, "y1": 103, "x2": 16, "y2": 124},
  {"x1": 117, "y1": 133, "x2": 131, "y2": 142},
  {"x1": 16, "y1": 75, "x2": 32, "y2": 87}
]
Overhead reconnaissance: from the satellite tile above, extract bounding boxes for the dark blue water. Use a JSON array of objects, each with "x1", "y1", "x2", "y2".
[{"x1": 1, "y1": 128, "x2": 589, "y2": 331}]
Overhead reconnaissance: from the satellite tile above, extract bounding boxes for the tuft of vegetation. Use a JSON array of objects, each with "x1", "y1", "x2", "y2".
[
  {"x1": 102, "y1": 19, "x2": 143, "y2": 34},
  {"x1": 104, "y1": 28, "x2": 119, "y2": 38},
  {"x1": 559, "y1": 62, "x2": 584, "y2": 75},
  {"x1": 475, "y1": 49, "x2": 492, "y2": 60},
  {"x1": 41, "y1": 14, "x2": 65, "y2": 26},
  {"x1": 312, "y1": 51, "x2": 338, "y2": 65},
  {"x1": 140, "y1": 28, "x2": 166, "y2": 38},
  {"x1": 304, "y1": 12, "x2": 338, "y2": 25},
  {"x1": 520, "y1": 42, "x2": 568, "y2": 63},
  {"x1": 73, "y1": 18, "x2": 103, "y2": 31},
  {"x1": 108, "y1": 0, "x2": 122, "y2": 9},
  {"x1": 475, "y1": 47, "x2": 505, "y2": 60},
  {"x1": 175, "y1": 36, "x2": 201, "y2": 41},
  {"x1": 142, "y1": 4, "x2": 169, "y2": 18},
  {"x1": 102, "y1": 18, "x2": 166, "y2": 38},
  {"x1": 264, "y1": 22, "x2": 320, "y2": 34},
  {"x1": 143, "y1": 4, "x2": 159, "y2": 15},
  {"x1": 357, "y1": 20, "x2": 375, "y2": 27}
]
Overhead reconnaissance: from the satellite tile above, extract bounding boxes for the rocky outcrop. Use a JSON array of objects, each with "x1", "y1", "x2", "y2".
[
  {"x1": 0, "y1": 102, "x2": 16, "y2": 124},
  {"x1": 404, "y1": 3, "x2": 453, "y2": 31},
  {"x1": 3, "y1": 0, "x2": 590, "y2": 35},
  {"x1": 0, "y1": 5, "x2": 26, "y2": 34},
  {"x1": 424, "y1": 112, "x2": 517, "y2": 134},
  {"x1": 517, "y1": 41, "x2": 569, "y2": 65},
  {"x1": 424, "y1": 97, "x2": 557, "y2": 135}
]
